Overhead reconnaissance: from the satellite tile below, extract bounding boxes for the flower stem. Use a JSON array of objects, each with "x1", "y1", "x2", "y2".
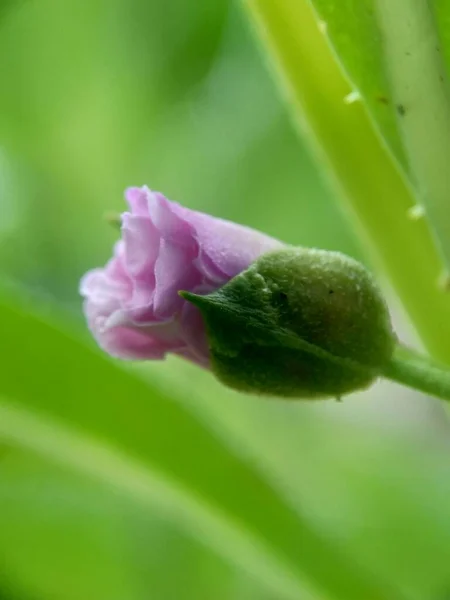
[
  {"x1": 241, "y1": 0, "x2": 450, "y2": 365},
  {"x1": 382, "y1": 344, "x2": 450, "y2": 401}
]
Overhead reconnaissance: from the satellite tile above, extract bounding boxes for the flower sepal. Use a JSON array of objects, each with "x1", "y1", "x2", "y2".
[{"x1": 181, "y1": 248, "x2": 396, "y2": 399}]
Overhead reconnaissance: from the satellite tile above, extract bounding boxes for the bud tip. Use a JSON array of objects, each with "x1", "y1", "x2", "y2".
[{"x1": 179, "y1": 290, "x2": 212, "y2": 309}]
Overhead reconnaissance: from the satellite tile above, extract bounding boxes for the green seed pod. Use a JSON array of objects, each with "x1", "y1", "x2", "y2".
[{"x1": 181, "y1": 248, "x2": 396, "y2": 399}]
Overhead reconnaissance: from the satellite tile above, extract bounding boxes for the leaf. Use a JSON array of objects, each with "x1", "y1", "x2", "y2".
[
  {"x1": 434, "y1": 0, "x2": 450, "y2": 71},
  {"x1": 308, "y1": 0, "x2": 407, "y2": 172},
  {"x1": 0, "y1": 0, "x2": 23, "y2": 23},
  {"x1": 309, "y1": 0, "x2": 450, "y2": 271},
  {"x1": 0, "y1": 455, "x2": 269, "y2": 600},
  {"x1": 155, "y1": 355, "x2": 450, "y2": 598},
  {"x1": 242, "y1": 0, "x2": 450, "y2": 364},
  {"x1": 0, "y1": 292, "x2": 402, "y2": 600},
  {"x1": 0, "y1": 456, "x2": 138, "y2": 600}
]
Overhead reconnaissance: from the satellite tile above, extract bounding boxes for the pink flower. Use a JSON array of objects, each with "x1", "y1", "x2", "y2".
[{"x1": 80, "y1": 186, "x2": 283, "y2": 366}]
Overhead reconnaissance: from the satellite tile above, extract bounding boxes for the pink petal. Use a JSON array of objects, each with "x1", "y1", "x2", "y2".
[
  {"x1": 153, "y1": 238, "x2": 200, "y2": 318},
  {"x1": 148, "y1": 192, "x2": 194, "y2": 243},
  {"x1": 191, "y1": 213, "x2": 283, "y2": 278},
  {"x1": 122, "y1": 214, "x2": 159, "y2": 279},
  {"x1": 125, "y1": 186, "x2": 151, "y2": 217},
  {"x1": 80, "y1": 185, "x2": 284, "y2": 367}
]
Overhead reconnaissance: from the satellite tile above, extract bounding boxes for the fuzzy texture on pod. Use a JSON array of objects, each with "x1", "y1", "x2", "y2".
[{"x1": 181, "y1": 248, "x2": 396, "y2": 399}]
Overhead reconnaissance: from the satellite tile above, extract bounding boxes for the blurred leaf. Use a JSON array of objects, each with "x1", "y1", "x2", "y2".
[
  {"x1": 0, "y1": 453, "x2": 139, "y2": 600},
  {"x1": 0, "y1": 582, "x2": 37, "y2": 600},
  {"x1": 0, "y1": 453, "x2": 268, "y2": 600},
  {"x1": 242, "y1": 0, "x2": 450, "y2": 364},
  {"x1": 308, "y1": 0, "x2": 406, "y2": 172},
  {"x1": 0, "y1": 0, "x2": 22, "y2": 23},
  {"x1": 434, "y1": 0, "x2": 450, "y2": 70},
  {"x1": 0, "y1": 293, "x2": 403, "y2": 600},
  {"x1": 145, "y1": 357, "x2": 450, "y2": 600},
  {"x1": 310, "y1": 0, "x2": 450, "y2": 272}
]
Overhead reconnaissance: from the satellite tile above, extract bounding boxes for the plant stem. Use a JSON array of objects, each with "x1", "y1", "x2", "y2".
[
  {"x1": 242, "y1": 0, "x2": 450, "y2": 364},
  {"x1": 382, "y1": 344, "x2": 450, "y2": 401},
  {"x1": 374, "y1": 0, "x2": 450, "y2": 271}
]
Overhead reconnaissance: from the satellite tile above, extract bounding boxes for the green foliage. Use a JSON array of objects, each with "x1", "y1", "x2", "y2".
[
  {"x1": 0, "y1": 295, "x2": 406, "y2": 600},
  {"x1": 2, "y1": 1, "x2": 450, "y2": 599},
  {"x1": 311, "y1": 0, "x2": 450, "y2": 275},
  {"x1": 243, "y1": 0, "x2": 450, "y2": 363}
]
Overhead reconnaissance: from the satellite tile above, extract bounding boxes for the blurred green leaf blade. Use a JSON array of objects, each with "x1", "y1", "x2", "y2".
[
  {"x1": 242, "y1": 0, "x2": 450, "y2": 362},
  {"x1": 0, "y1": 451, "x2": 278, "y2": 600},
  {"x1": 310, "y1": 0, "x2": 450, "y2": 271},
  {"x1": 0, "y1": 293, "x2": 406, "y2": 600},
  {"x1": 309, "y1": 0, "x2": 407, "y2": 172}
]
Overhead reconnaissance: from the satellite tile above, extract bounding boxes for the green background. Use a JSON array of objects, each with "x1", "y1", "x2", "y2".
[{"x1": 1, "y1": 1, "x2": 450, "y2": 599}]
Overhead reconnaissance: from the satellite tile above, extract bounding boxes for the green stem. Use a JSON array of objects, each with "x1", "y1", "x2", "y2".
[
  {"x1": 383, "y1": 344, "x2": 450, "y2": 401},
  {"x1": 242, "y1": 0, "x2": 450, "y2": 364},
  {"x1": 374, "y1": 0, "x2": 450, "y2": 270}
]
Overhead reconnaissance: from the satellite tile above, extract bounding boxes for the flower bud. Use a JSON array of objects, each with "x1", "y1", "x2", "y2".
[
  {"x1": 80, "y1": 186, "x2": 282, "y2": 364},
  {"x1": 181, "y1": 248, "x2": 396, "y2": 399}
]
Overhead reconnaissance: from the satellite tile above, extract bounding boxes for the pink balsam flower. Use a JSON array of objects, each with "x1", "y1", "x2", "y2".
[{"x1": 80, "y1": 186, "x2": 282, "y2": 366}]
